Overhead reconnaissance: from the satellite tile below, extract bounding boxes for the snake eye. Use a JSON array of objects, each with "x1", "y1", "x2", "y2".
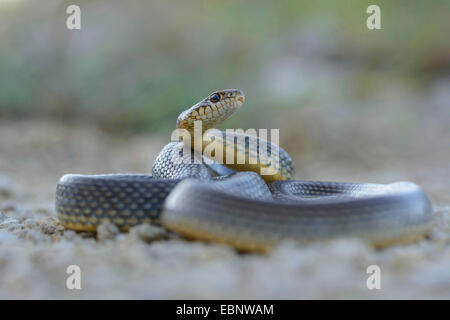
[{"x1": 210, "y1": 93, "x2": 220, "y2": 103}]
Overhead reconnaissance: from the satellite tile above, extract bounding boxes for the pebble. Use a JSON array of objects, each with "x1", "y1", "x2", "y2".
[
  {"x1": 24, "y1": 218, "x2": 39, "y2": 229},
  {"x1": 62, "y1": 230, "x2": 77, "y2": 240},
  {"x1": 0, "y1": 218, "x2": 19, "y2": 229},
  {"x1": 129, "y1": 224, "x2": 168, "y2": 243},
  {"x1": 97, "y1": 221, "x2": 120, "y2": 241},
  {"x1": 7, "y1": 223, "x2": 23, "y2": 232},
  {"x1": 39, "y1": 223, "x2": 56, "y2": 235}
]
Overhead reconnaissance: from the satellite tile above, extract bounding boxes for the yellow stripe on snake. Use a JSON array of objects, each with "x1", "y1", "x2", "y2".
[{"x1": 56, "y1": 89, "x2": 432, "y2": 252}]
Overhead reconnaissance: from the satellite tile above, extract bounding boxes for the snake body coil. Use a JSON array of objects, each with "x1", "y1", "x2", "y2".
[{"x1": 56, "y1": 89, "x2": 432, "y2": 252}]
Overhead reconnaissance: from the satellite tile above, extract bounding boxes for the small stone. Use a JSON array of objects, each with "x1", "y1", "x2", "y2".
[
  {"x1": 129, "y1": 224, "x2": 168, "y2": 243},
  {"x1": 39, "y1": 223, "x2": 56, "y2": 235},
  {"x1": 24, "y1": 218, "x2": 39, "y2": 229},
  {"x1": 0, "y1": 218, "x2": 19, "y2": 229},
  {"x1": 63, "y1": 230, "x2": 77, "y2": 240},
  {"x1": 96, "y1": 221, "x2": 119, "y2": 241},
  {"x1": 7, "y1": 223, "x2": 23, "y2": 232},
  {"x1": 80, "y1": 231, "x2": 96, "y2": 238}
]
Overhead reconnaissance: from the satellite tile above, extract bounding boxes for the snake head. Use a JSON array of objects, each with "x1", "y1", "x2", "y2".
[{"x1": 177, "y1": 89, "x2": 245, "y2": 132}]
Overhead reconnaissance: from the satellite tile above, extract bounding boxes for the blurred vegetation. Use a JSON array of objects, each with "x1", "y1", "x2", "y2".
[{"x1": 0, "y1": 0, "x2": 448, "y2": 133}]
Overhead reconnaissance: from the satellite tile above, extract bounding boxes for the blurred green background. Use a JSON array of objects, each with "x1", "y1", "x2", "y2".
[
  {"x1": 1, "y1": 0, "x2": 448, "y2": 133},
  {"x1": 1, "y1": 0, "x2": 449, "y2": 186}
]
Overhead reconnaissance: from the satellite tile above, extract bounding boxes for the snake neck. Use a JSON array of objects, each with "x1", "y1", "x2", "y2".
[
  {"x1": 174, "y1": 89, "x2": 294, "y2": 183},
  {"x1": 177, "y1": 129, "x2": 294, "y2": 183}
]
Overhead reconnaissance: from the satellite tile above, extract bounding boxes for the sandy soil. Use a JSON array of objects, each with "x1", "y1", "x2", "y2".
[{"x1": 0, "y1": 115, "x2": 449, "y2": 299}]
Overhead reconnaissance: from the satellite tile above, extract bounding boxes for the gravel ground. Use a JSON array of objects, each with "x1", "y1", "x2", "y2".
[{"x1": 0, "y1": 112, "x2": 449, "y2": 299}]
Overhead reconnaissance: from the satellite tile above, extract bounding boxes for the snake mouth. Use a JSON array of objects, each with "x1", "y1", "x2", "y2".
[{"x1": 231, "y1": 89, "x2": 245, "y2": 104}]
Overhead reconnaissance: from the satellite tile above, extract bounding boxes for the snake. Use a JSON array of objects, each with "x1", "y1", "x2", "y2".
[{"x1": 55, "y1": 89, "x2": 432, "y2": 252}]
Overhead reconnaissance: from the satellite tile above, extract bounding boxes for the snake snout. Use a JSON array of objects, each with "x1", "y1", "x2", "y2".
[{"x1": 226, "y1": 89, "x2": 245, "y2": 105}]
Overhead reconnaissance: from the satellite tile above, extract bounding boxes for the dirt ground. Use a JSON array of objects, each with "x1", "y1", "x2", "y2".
[{"x1": 0, "y1": 111, "x2": 449, "y2": 299}]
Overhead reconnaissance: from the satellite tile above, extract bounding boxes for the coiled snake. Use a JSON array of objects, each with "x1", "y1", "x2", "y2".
[{"x1": 56, "y1": 89, "x2": 432, "y2": 252}]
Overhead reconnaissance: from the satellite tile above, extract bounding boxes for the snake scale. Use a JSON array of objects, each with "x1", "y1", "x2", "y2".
[{"x1": 56, "y1": 89, "x2": 432, "y2": 252}]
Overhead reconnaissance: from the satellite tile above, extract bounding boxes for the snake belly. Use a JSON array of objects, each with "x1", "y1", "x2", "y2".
[{"x1": 55, "y1": 89, "x2": 432, "y2": 251}]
